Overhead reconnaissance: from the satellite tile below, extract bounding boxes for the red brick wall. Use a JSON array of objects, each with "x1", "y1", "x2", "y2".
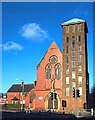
[
  {"x1": 25, "y1": 89, "x2": 35, "y2": 108},
  {"x1": 7, "y1": 92, "x2": 21, "y2": 104},
  {"x1": 35, "y1": 42, "x2": 62, "y2": 111},
  {"x1": 7, "y1": 89, "x2": 36, "y2": 109}
]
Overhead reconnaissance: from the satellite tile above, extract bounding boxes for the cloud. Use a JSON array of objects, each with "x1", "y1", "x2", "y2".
[
  {"x1": 0, "y1": 41, "x2": 24, "y2": 51},
  {"x1": 20, "y1": 23, "x2": 49, "y2": 41}
]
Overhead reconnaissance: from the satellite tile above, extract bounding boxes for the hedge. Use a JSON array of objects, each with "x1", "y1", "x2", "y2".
[{"x1": 4, "y1": 104, "x2": 21, "y2": 109}]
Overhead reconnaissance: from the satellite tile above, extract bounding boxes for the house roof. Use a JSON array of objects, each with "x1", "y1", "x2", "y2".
[
  {"x1": 7, "y1": 84, "x2": 34, "y2": 92},
  {"x1": 11, "y1": 96, "x2": 19, "y2": 100},
  {"x1": 61, "y1": 18, "x2": 85, "y2": 26}
]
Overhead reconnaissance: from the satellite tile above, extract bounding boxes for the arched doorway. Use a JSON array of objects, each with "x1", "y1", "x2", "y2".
[
  {"x1": 44, "y1": 92, "x2": 60, "y2": 112},
  {"x1": 48, "y1": 95, "x2": 58, "y2": 109}
]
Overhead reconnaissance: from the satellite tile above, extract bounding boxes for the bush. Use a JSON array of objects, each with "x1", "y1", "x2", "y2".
[{"x1": 4, "y1": 104, "x2": 21, "y2": 109}]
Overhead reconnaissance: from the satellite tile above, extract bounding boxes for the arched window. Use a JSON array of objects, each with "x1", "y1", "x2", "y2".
[
  {"x1": 55, "y1": 64, "x2": 61, "y2": 80},
  {"x1": 46, "y1": 65, "x2": 51, "y2": 79}
]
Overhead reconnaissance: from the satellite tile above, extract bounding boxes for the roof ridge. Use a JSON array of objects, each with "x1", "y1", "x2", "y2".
[
  {"x1": 13, "y1": 84, "x2": 34, "y2": 85},
  {"x1": 7, "y1": 84, "x2": 34, "y2": 92},
  {"x1": 61, "y1": 18, "x2": 85, "y2": 26}
]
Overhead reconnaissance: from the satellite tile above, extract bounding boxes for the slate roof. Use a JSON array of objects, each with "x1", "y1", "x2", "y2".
[
  {"x1": 7, "y1": 84, "x2": 34, "y2": 92},
  {"x1": 61, "y1": 18, "x2": 85, "y2": 26}
]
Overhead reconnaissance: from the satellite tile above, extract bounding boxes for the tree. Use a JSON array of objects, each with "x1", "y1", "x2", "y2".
[{"x1": 30, "y1": 93, "x2": 36, "y2": 103}]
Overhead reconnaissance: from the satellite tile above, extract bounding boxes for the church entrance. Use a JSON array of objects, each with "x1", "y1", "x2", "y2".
[
  {"x1": 44, "y1": 92, "x2": 61, "y2": 112},
  {"x1": 48, "y1": 96, "x2": 58, "y2": 109}
]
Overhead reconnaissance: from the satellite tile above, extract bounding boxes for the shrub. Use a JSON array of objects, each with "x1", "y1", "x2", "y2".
[{"x1": 4, "y1": 104, "x2": 21, "y2": 109}]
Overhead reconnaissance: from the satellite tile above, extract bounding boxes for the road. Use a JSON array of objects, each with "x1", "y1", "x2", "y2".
[{"x1": 1, "y1": 111, "x2": 95, "y2": 120}]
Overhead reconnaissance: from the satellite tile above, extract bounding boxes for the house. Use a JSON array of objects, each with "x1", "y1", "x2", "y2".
[
  {"x1": 7, "y1": 84, "x2": 34, "y2": 109},
  {"x1": 0, "y1": 93, "x2": 7, "y2": 105}
]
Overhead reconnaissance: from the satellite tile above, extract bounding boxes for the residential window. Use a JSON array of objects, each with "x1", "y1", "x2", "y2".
[
  {"x1": 78, "y1": 87, "x2": 82, "y2": 96},
  {"x1": 72, "y1": 50, "x2": 75, "y2": 57},
  {"x1": 72, "y1": 41, "x2": 75, "y2": 48},
  {"x1": 72, "y1": 61, "x2": 76, "y2": 68},
  {"x1": 66, "y1": 77, "x2": 69, "y2": 84},
  {"x1": 78, "y1": 24, "x2": 81, "y2": 32},
  {"x1": 66, "y1": 55, "x2": 69, "y2": 63},
  {"x1": 46, "y1": 65, "x2": 51, "y2": 79},
  {"x1": 78, "y1": 65, "x2": 82, "y2": 73},
  {"x1": 14, "y1": 101, "x2": 18, "y2": 104},
  {"x1": 78, "y1": 45, "x2": 82, "y2": 52},
  {"x1": 72, "y1": 71, "x2": 76, "y2": 79},
  {"x1": 66, "y1": 26, "x2": 69, "y2": 33},
  {"x1": 66, "y1": 65, "x2": 69, "y2": 74},
  {"x1": 66, "y1": 88, "x2": 69, "y2": 96},
  {"x1": 55, "y1": 64, "x2": 61, "y2": 80},
  {"x1": 77, "y1": 35, "x2": 81, "y2": 42},
  {"x1": 72, "y1": 25, "x2": 75, "y2": 33},
  {"x1": 78, "y1": 76, "x2": 82, "y2": 84},
  {"x1": 66, "y1": 37, "x2": 69, "y2": 43},
  {"x1": 66, "y1": 46, "x2": 69, "y2": 53},
  {"x1": 78, "y1": 55, "x2": 82, "y2": 62},
  {"x1": 72, "y1": 82, "x2": 76, "y2": 90}
]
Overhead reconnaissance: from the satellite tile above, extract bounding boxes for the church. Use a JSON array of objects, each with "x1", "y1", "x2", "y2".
[
  {"x1": 34, "y1": 41, "x2": 62, "y2": 112},
  {"x1": 7, "y1": 18, "x2": 89, "y2": 113}
]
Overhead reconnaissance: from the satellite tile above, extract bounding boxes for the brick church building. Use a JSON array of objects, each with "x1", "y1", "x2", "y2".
[
  {"x1": 34, "y1": 41, "x2": 62, "y2": 112},
  {"x1": 7, "y1": 18, "x2": 89, "y2": 113}
]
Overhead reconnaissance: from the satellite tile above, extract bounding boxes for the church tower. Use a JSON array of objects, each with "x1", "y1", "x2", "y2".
[{"x1": 61, "y1": 18, "x2": 89, "y2": 113}]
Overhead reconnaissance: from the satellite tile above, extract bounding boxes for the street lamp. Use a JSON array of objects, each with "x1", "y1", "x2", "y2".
[
  {"x1": 16, "y1": 78, "x2": 24, "y2": 111},
  {"x1": 51, "y1": 78, "x2": 56, "y2": 112}
]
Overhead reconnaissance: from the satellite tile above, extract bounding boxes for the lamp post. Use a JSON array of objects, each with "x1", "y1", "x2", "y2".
[
  {"x1": 16, "y1": 78, "x2": 24, "y2": 111},
  {"x1": 51, "y1": 78, "x2": 55, "y2": 112},
  {"x1": 21, "y1": 80, "x2": 24, "y2": 111}
]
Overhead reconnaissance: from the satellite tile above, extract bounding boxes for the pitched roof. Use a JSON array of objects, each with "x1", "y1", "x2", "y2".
[
  {"x1": 11, "y1": 96, "x2": 19, "y2": 100},
  {"x1": 37, "y1": 41, "x2": 62, "y2": 67},
  {"x1": 61, "y1": 18, "x2": 85, "y2": 26},
  {"x1": 49, "y1": 41, "x2": 59, "y2": 50},
  {"x1": 7, "y1": 84, "x2": 34, "y2": 92}
]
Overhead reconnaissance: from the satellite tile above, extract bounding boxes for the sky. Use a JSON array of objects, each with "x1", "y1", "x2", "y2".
[{"x1": 1, "y1": 2, "x2": 93, "y2": 93}]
